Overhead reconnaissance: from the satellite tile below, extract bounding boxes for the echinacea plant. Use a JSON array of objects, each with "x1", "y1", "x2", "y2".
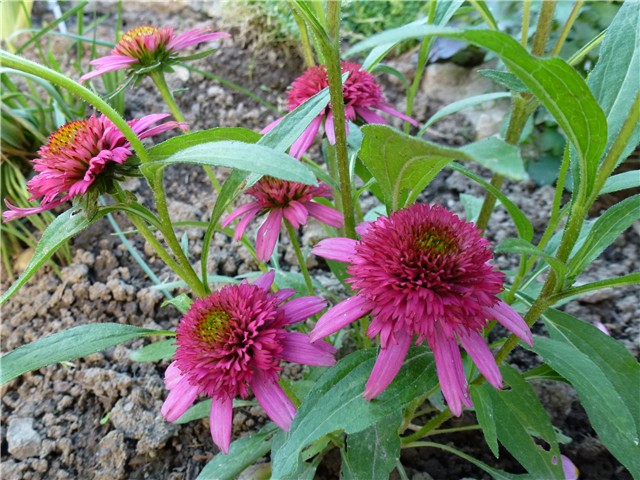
[{"x1": 1, "y1": 1, "x2": 639, "y2": 480}]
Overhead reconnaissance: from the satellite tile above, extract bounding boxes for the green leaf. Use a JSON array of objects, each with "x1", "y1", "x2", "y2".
[
  {"x1": 494, "y1": 238, "x2": 567, "y2": 284},
  {"x1": 271, "y1": 347, "x2": 437, "y2": 477},
  {"x1": 541, "y1": 309, "x2": 640, "y2": 474},
  {"x1": 450, "y1": 163, "x2": 534, "y2": 241},
  {"x1": 359, "y1": 125, "x2": 469, "y2": 210},
  {"x1": 161, "y1": 293, "x2": 193, "y2": 314},
  {"x1": 141, "y1": 141, "x2": 317, "y2": 186},
  {"x1": 470, "y1": 386, "x2": 499, "y2": 458},
  {"x1": 460, "y1": 193, "x2": 484, "y2": 223},
  {"x1": 469, "y1": 0, "x2": 499, "y2": 30},
  {"x1": 196, "y1": 423, "x2": 278, "y2": 480},
  {"x1": 342, "y1": 412, "x2": 402, "y2": 480},
  {"x1": 349, "y1": 28, "x2": 607, "y2": 190},
  {"x1": 478, "y1": 70, "x2": 529, "y2": 93},
  {"x1": 470, "y1": 366, "x2": 563, "y2": 479},
  {"x1": 147, "y1": 127, "x2": 261, "y2": 159},
  {"x1": 460, "y1": 137, "x2": 528, "y2": 181},
  {"x1": 600, "y1": 171, "x2": 640, "y2": 195},
  {"x1": 587, "y1": 0, "x2": 640, "y2": 167},
  {"x1": 567, "y1": 194, "x2": 640, "y2": 279},
  {"x1": 129, "y1": 339, "x2": 176, "y2": 363},
  {"x1": 419, "y1": 92, "x2": 512, "y2": 133},
  {"x1": 1, "y1": 324, "x2": 157, "y2": 385},
  {"x1": 174, "y1": 398, "x2": 256, "y2": 425},
  {"x1": 0, "y1": 206, "x2": 116, "y2": 305}
]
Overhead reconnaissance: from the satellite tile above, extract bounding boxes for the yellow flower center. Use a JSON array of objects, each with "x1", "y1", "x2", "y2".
[
  {"x1": 48, "y1": 120, "x2": 87, "y2": 154},
  {"x1": 415, "y1": 227, "x2": 458, "y2": 256},
  {"x1": 120, "y1": 26, "x2": 157, "y2": 43}
]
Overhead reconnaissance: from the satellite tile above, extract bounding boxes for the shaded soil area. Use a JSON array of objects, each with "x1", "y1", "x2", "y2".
[{"x1": 1, "y1": 2, "x2": 637, "y2": 479}]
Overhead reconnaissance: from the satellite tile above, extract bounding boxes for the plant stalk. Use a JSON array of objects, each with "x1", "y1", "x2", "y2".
[{"x1": 284, "y1": 220, "x2": 314, "y2": 295}]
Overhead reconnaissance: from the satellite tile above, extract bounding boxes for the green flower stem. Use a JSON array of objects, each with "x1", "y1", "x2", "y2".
[
  {"x1": 284, "y1": 220, "x2": 315, "y2": 296},
  {"x1": 531, "y1": 0, "x2": 557, "y2": 56},
  {"x1": 429, "y1": 425, "x2": 481, "y2": 435},
  {"x1": 0, "y1": 51, "x2": 149, "y2": 163},
  {"x1": 323, "y1": 0, "x2": 356, "y2": 239},
  {"x1": 290, "y1": 7, "x2": 316, "y2": 68},
  {"x1": 149, "y1": 70, "x2": 186, "y2": 123},
  {"x1": 520, "y1": 0, "x2": 532, "y2": 47},
  {"x1": 551, "y1": 0, "x2": 584, "y2": 56},
  {"x1": 401, "y1": 409, "x2": 453, "y2": 445}
]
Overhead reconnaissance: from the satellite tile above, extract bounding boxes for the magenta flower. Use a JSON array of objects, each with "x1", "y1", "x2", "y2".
[
  {"x1": 80, "y1": 25, "x2": 231, "y2": 81},
  {"x1": 161, "y1": 271, "x2": 335, "y2": 453},
  {"x1": 309, "y1": 203, "x2": 533, "y2": 416},
  {"x1": 3, "y1": 114, "x2": 186, "y2": 222},
  {"x1": 221, "y1": 176, "x2": 344, "y2": 262},
  {"x1": 262, "y1": 61, "x2": 418, "y2": 158}
]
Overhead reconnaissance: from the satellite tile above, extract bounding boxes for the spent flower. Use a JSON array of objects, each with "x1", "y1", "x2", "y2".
[
  {"x1": 3, "y1": 114, "x2": 186, "y2": 222},
  {"x1": 80, "y1": 26, "x2": 230, "y2": 82},
  {"x1": 222, "y1": 177, "x2": 343, "y2": 262},
  {"x1": 161, "y1": 271, "x2": 335, "y2": 453},
  {"x1": 310, "y1": 203, "x2": 533, "y2": 416},
  {"x1": 262, "y1": 61, "x2": 418, "y2": 158}
]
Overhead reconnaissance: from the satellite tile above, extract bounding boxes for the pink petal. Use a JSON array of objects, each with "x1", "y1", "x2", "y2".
[
  {"x1": 309, "y1": 294, "x2": 371, "y2": 342},
  {"x1": 250, "y1": 370, "x2": 296, "y2": 431},
  {"x1": 253, "y1": 270, "x2": 276, "y2": 291},
  {"x1": 137, "y1": 121, "x2": 188, "y2": 139},
  {"x1": 273, "y1": 288, "x2": 296, "y2": 304},
  {"x1": 594, "y1": 322, "x2": 610, "y2": 336},
  {"x1": 279, "y1": 296, "x2": 327, "y2": 325},
  {"x1": 311, "y1": 237, "x2": 357, "y2": 263},
  {"x1": 128, "y1": 113, "x2": 172, "y2": 135},
  {"x1": 221, "y1": 201, "x2": 260, "y2": 228},
  {"x1": 305, "y1": 202, "x2": 344, "y2": 228},
  {"x1": 283, "y1": 200, "x2": 309, "y2": 229},
  {"x1": 376, "y1": 104, "x2": 419, "y2": 126},
  {"x1": 355, "y1": 221, "x2": 373, "y2": 236},
  {"x1": 289, "y1": 115, "x2": 322, "y2": 159},
  {"x1": 164, "y1": 361, "x2": 183, "y2": 390},
  {"x1": 325, "y1": 111, "x2": 336, "y2": 145},
  {"x1": 255, "y1": 209, "x2": 283, "y2": 261},
  {"x1": 561, "y1": 455, "x2": 579, "y2": 480},
  {"x1": 167, "y1": 30, "x2": 231, "y2": 51},
  {"x1": 457, "y1": 330, "x2": 502, "y2": 389},
  {"x1": 161, "y1": 376, "x2": 200, "y2": 422},
  {"x1": 485, "y1": 301, "x2": 533, "y2": 347},
  {"x1": 429, "y1": 324, "x2": 472, "y2": 417},
  {"x1": 210, "y1": 395, "x2": 233, "y2": 454},
  {"x1": 233, "y1": 205, "x2": 262, "y2": 241},
  {"x1": 2, "y1": 198, "x2": 64, "y2": 222},
  {"x1": 281, "y1": 331, "x2": 336, "y2": 366},
  {"x1": 363, "y1": 329, "x2": 412, "y2": 400},
  {"x1": 260, "y1": 116, "x2": 284, "y2": 134},
  {"x1": 355, "y1": 107, "x2": 387, "y2": 125}
]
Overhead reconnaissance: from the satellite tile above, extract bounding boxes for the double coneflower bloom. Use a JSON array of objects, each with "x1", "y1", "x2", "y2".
[
  {"x1": 310, "y1": 204, "x2": 533, "y2": 416},
  {"x1": 161, "y1": 271, "x2": 335, "y2": 453},
  {"x1": 80, "y1": 26, "x2": 230, "y2": 81}
]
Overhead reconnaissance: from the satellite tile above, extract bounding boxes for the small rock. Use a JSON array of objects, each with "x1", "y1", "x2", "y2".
[
  {"x1": 7, "y1": 417, "x2": 42, "y2": 459},
  {"x1": 137, "y1": 288, "x2": 163, "y2": 315},
  {"x1": 60, "y1": 264, "x2": 89, "y2": 283},
  {"x1": 95, "y1": 430, "x2": 128, "y2": 480}
]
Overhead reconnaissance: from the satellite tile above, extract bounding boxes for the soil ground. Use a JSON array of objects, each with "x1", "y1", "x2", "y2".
[{"x1": 1, "y1": 2, "x2": 638, "y2": 479}]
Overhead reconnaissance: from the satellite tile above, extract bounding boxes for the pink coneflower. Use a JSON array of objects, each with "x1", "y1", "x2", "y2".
[
  {"x1": 309, "y1": 203, "x2": 533, "y2": 416},
  {"x1": 80, "y1": 26, "x2": 230, "y2": 81},
  {"x1": 2, "y1": 114, "x2": 186, "y2": 222},
  {"x1": 262, "y1": 61, "x2": 418, "y2": 158},
  {"x1": 221, "y1": 176, "x2": 343, "y2": 262},
  {"x1": 161, "y1": 270, "x2": 335, "y2": 453}
]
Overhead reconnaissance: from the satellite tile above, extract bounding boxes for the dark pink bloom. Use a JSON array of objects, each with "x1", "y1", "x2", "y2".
[
  {"x1": 221, "y1": 177, "x2": 343, "y2": 262},
  {"x1": 262, "y1": 61, "x2": 418, "y2": 158},
  {"x1": 3, "y1": 114, "x2": 186, "y2": 222},
  {"x1": 309, "y1": 204, "x2": 533, "y2": 416},
  {"x1": 80, "y1": 25, "x2": 230, "y2": 81},
  {"x1": 161, "y1": 271, "x2": 335, "y2": 453}
]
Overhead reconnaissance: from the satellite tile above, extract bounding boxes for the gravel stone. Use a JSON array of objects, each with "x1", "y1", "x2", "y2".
[{"x1": 7, "y1": 417, "x2": 42, "y2": 459}]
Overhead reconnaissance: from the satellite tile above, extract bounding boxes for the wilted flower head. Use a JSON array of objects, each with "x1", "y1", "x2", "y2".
[
  {"x1": 221, "y1": 177, "x2": 343, "y2": 262},
  {"x1": 161, "y1": 271, "x2": 335, "y2": 453},
  {"x1": 80, "y1": 26, "x2": 230, "y2": 81},
  {"x1": 3, "y1": 114, "x2": 186, "y2": 222},
  {"x1": 310, "y1": 203, "x2": 533, "y2": 416},
  {"x1": 262, "y1": 61, "x2": 418, "y2": 158}
]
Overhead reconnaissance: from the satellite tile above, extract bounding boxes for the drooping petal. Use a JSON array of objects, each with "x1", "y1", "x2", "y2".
[
  {"x1": 210, "y1": 395, "x2": 233, "y2": 454},
  {"x1": 260, "y1": 116, "x2": 284, "y2": 134},
  {"x1": 2, "y1": 198, "x2": 64, "y2": 222},
  {"x1": 429, "y1": 324, "x2": 472, "y2": 417},
  {"x1": 457, "y1": 330, "x2": 502, "y2": 389},
  {"x1": 255, "y1": 209, "x2": 284, "y2": 261},
  {"x1": 161, "y1": 376, "x2": 200, "y2": 422},
  {"x1": 311, "y1": 237, "x2": 358, "y2": 263},
  {"x1": 164, "y1": 361, "x2": 183, "y2": 390},
  {"x1": 250, "y1": 370, "x2": 296, "y2": 431},
  {"x1": 221, "y1": 201, "x2": 261, "y2": 228},
  {"x1": 309, "y1": 294, "x2": 371, "y2": 342},
  {"x1": 280, "y1": 331, "x2": 336, "y2": 366},
  {"x1": 485, "y1": 301, "x2": 533, "y2": 346},
  {"x1": 363, "y1": 329, "x2": 412, "y2": 400},
  {"x1": 137, "y1": 121, "x2": 188, "y2": 139},
  {"x1": 232, "y1": 205, "x2": 262, "y2": 241},
  {"x1": 167, "y1": 30, "x2": 231, "y2": 52},
  {"x1": 305, "y1": 202, "x2": 344, "y2": 228},
  {"x1": 128, "y1": 113, "x2": 172, "y2": 135},
  {"x1": 279, "y1": 296, "x2": 327, "y2": 325},
  {"x1": 289, "y1": 115, "x2": 322, "y2": 159},
  {"x1": 376, "y1": 103, "x2": 419, "y2": 126},
  {"x1": 561, "y1": 455, "x2": 579, "y2": 480},
  {"x1": 283, "y1": 200, "x2": 309, "y2": 229},
  {"x1": 325, "y1": 110, "x2": 336, "y2": 145},
  {"x1": 355, "y1": 107, "x2": 387, "y2": 125},
  {"x1": 252, "y1": 269, "x2": 276, "y2": 291}
]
